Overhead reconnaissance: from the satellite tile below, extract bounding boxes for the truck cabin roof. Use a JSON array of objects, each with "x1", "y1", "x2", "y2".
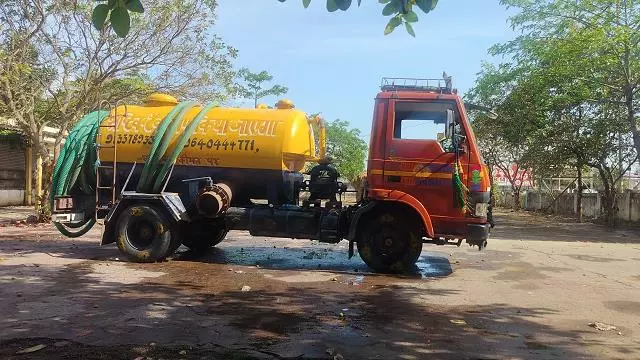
[{"x1": 377, "y1": 77, "x2": 459, "y2": 101}]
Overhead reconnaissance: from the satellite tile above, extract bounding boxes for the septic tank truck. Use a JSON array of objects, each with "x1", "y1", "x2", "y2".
[{"x1": 50, "y1": 77, "x2": 493, "y2": 273}]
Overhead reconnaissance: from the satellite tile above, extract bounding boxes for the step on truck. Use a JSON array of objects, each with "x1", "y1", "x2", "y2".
[{"x1": 51, "y1": 76, "x2": 493, "y2": 273}]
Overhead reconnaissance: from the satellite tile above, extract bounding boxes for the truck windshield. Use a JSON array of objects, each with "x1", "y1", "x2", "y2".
[{"x1": 393, "y1": 101, "x2": 458, "y2": 141}]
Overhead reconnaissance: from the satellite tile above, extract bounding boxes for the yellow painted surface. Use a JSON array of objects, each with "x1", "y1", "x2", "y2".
[
  {"x1": 24, "y1": 146, "x2": 32, "y2": 205},
  {"x1": 97, "y1": 96, "x2": 318, "y2": 172}
]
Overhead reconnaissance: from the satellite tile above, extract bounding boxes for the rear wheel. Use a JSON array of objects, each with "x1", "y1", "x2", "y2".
[
  {"x1": 116, "y1": 205, "x2": 180, "y2": 263},
  {"x1": 182, "y1": 219, "x2": 227, "y2": 253},
  {"x1": 356, "y1": 211, "x2": 423, "y2": 273}
]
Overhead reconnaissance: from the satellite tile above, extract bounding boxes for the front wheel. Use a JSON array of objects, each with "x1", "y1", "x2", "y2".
[
  {"x1": 356, "y1": 212, "x2": 423, "y2": 273},
  {"x1": 116, "y1": 205, "x2": 180, "y2": 263}
]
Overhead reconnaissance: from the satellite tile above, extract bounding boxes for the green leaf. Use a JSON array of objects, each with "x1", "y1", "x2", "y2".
[
  {"x1": 384, "y1": 16, "x2": 402, "y2": 35},
  {"x1": 403, "y1": 10, "x2": 418, "y2": 22},
  {"x1": 378, "y1": 0, "x2": 391, "y2": 3},
  {"x1": 415, "y1": 0, "x2": 438, "y2": 13},
  {"x1": 302, "y1": 0, "x2": 311, "y2": 8},
  {"x1": 405, "y1": 21, "x2": 415, "y2": 36},
  {"x1": 326, "y1": 0, "x2": 338, "y2": 12},
  {"x1": 110, "y1": 6, "x2": 131, "y2": 38},
  {"x1": 91, "y1": 4, "x2": 110, "y2": 31},
  {"x1": 125, "y1": 0, "x2": 144, "y2": 13},
  {"x1": 335, "y1": 0, "x2": 352, "y2": 10},
  {"x1": 382, "y1": 2, "x2": 396, "y2": 16}
]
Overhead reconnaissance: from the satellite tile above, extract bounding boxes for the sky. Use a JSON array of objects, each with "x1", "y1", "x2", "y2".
[{"x1": 215, "y1": 0, "x2": 518, "y2": 140}]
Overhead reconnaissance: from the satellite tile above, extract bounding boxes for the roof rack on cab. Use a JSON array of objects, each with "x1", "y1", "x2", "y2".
[{"x1": 380, "y1": 76, "x2": 455, "y2": 94}]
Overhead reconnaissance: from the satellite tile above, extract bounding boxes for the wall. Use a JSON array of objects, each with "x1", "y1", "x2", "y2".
[{"x1": 497, "y1": 189, "x2": 640, "y2": 222}]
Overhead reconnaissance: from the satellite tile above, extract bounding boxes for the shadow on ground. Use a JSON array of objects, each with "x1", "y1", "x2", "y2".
[{"x1": 0, "y1": 252, "x2": 622, "y2": 360}]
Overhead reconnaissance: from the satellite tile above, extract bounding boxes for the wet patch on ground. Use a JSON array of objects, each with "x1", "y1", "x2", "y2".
[{"x1": 173, "y1": 243, "x2": 454, "y2": 279}]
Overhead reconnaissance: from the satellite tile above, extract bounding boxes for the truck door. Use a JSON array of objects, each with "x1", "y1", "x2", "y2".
[{"x1": 383, "y1": 99, "x2": 466, "y2": 219}]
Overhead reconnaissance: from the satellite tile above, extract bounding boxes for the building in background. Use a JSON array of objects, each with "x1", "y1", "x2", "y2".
[{"x1": 0, "y1": 118, "x2": 65, "y2": 206}]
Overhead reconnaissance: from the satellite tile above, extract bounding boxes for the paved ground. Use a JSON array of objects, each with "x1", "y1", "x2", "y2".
[{"x1": 0, "y1": 210, "x2": 639, "y2": 359}]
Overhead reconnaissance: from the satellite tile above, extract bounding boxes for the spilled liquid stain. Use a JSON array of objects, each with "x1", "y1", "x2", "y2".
[
  {"x1": 413, "y1": 254, "x2": 453, "y2": 278},
  {"x1": 174, "y1": 243, "x2": 453, "y2": 279}
]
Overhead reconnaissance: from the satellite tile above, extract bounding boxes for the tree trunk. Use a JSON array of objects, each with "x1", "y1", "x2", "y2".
[
  {"x1": 624, "y1": 85, "x2": 640, "y2": 161},
  {"x1": 576, "y1": 165, "x2": 583, "y2": 223},
  {"x1": 512, "y1": 188, "x2": 521, "y2": 210},
  {"x1": 601, "y1": 190, "x2": 617, "y2": 227},
  {"x1": 595, "y1": 165, "x2": 617, "y2": 227},
  {"x1": 34, "y1": 137, "x2": 43, "y2": 211}
]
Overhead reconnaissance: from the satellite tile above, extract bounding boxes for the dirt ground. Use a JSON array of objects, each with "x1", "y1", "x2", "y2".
[{"x1": 0, "y1": 210, "x2": 639, "y2": 360}]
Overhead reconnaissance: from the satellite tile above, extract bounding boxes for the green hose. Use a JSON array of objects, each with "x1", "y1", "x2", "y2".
[
  {"x1": 149, "y1": 102, "x2": 218, "y2": 192},
  {"x1": 137, "y1": 101, "x2": 197, "y2": 192},
  {"x1": 50, "y1": 110, "x2": 108, "y2": 237},
  {"x1": 51, "y1": 102, "x2": 217, "y2": 238}
]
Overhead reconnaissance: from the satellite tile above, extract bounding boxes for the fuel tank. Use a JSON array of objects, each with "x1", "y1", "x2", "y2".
[{"x1": 96, "y1": 93, "x2": 319, "y2": 205}]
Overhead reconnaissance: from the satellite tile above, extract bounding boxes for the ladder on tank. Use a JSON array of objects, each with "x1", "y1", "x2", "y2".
[{"x1": 94, "y1": 102, "x2": 123, "y2": 223}]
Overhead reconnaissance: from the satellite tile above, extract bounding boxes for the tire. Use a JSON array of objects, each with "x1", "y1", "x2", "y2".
[
  {"x1": 116, "y1": 204, "x2": 179, "y2": 263},
  {"x1": 356, "y1": 211, "x2": 423, "y2": 273},
  {"x1": 182, "y1": 219, "x2": 227, "y2": 253}
]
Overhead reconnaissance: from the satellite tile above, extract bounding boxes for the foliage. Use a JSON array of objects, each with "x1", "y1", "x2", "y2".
[
  {"x1": 1, "y1": 0, "x2": 237, "y2": 208},
  {"x1": 498, "y1": 0, "x2": 640, "y2": 167},
  {"x1": 468, "y1": 0, "x2": 640, "y2": 224},
  {"x1": 235, "y1": 68, "x2": 288, "y2": 107},
  {"x1": 323, "y1": 119, "x2": 368, "y2": 184},
  {"x1": 92, "y1": 0, "x2": 440, "y2": 37}
]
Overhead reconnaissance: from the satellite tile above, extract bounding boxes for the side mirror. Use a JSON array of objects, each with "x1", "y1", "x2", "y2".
[{"x1": 445, "y1": 109, "x2": 455, "y2": 139}]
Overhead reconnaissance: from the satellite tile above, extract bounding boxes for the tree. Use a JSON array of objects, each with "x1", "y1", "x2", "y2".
[
  {"x1": 323, "y1": 119, "x2": 368, "y2": 184},
  {"x1": 467, "y1": 1, "x2": 640, "y2": 225},
  {"x1": 91, "y1": 0, "x2": 440, "y2": 38},
  {"x1": 1, "y1": 0, "x2": 237, "y2": 208},
  {"x1": 235, "y1": 68, "x2": 288, "y2": 108},
  {"x1": 500, "y1": 0, "x2": 640, "y2": 176}
]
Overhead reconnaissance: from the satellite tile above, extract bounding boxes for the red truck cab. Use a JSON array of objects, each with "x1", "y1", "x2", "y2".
[{"x1": 351, "y1": 77, "x2": 492, "y2": 272}]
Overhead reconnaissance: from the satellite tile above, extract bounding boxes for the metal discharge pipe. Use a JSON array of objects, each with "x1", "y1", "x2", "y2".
[{"x1": 197, "y1": 183, "x2": 232, "y2": 217}]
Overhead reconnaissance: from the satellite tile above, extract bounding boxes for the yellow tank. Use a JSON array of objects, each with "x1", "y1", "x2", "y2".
[{"x1": 97, "y1": 93, "x2": 319, "y2": 172}]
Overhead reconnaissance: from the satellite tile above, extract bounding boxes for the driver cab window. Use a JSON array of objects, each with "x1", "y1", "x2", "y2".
[{"x1": 393, "y1": 101, "x2": 460, "y2": 141}]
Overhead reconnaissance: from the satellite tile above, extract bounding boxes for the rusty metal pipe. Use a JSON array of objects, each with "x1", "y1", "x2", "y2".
[{"x1": 197, "y1": 183, "x2": 232, "y2": 217}]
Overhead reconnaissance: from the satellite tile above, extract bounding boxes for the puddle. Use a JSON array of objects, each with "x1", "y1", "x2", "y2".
[
  {"x1": 414, "y1": 254, "x2": 453, "y2": 278},
  {"x1": 175, "y1": 244, "x2": 454, "y2": 280}
]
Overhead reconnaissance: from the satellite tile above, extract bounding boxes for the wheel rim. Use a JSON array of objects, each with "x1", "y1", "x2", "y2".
[
  {"x1": 370, "y1": 225, "x2": 409, "y2": 264},
  {"x1": 127, "y1": 218, "x2": 156, "y2": 250}
]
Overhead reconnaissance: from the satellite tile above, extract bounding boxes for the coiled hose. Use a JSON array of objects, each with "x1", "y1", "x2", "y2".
[{"x1": 51, "y1": 101, "x2": 217, "y2": 237}]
